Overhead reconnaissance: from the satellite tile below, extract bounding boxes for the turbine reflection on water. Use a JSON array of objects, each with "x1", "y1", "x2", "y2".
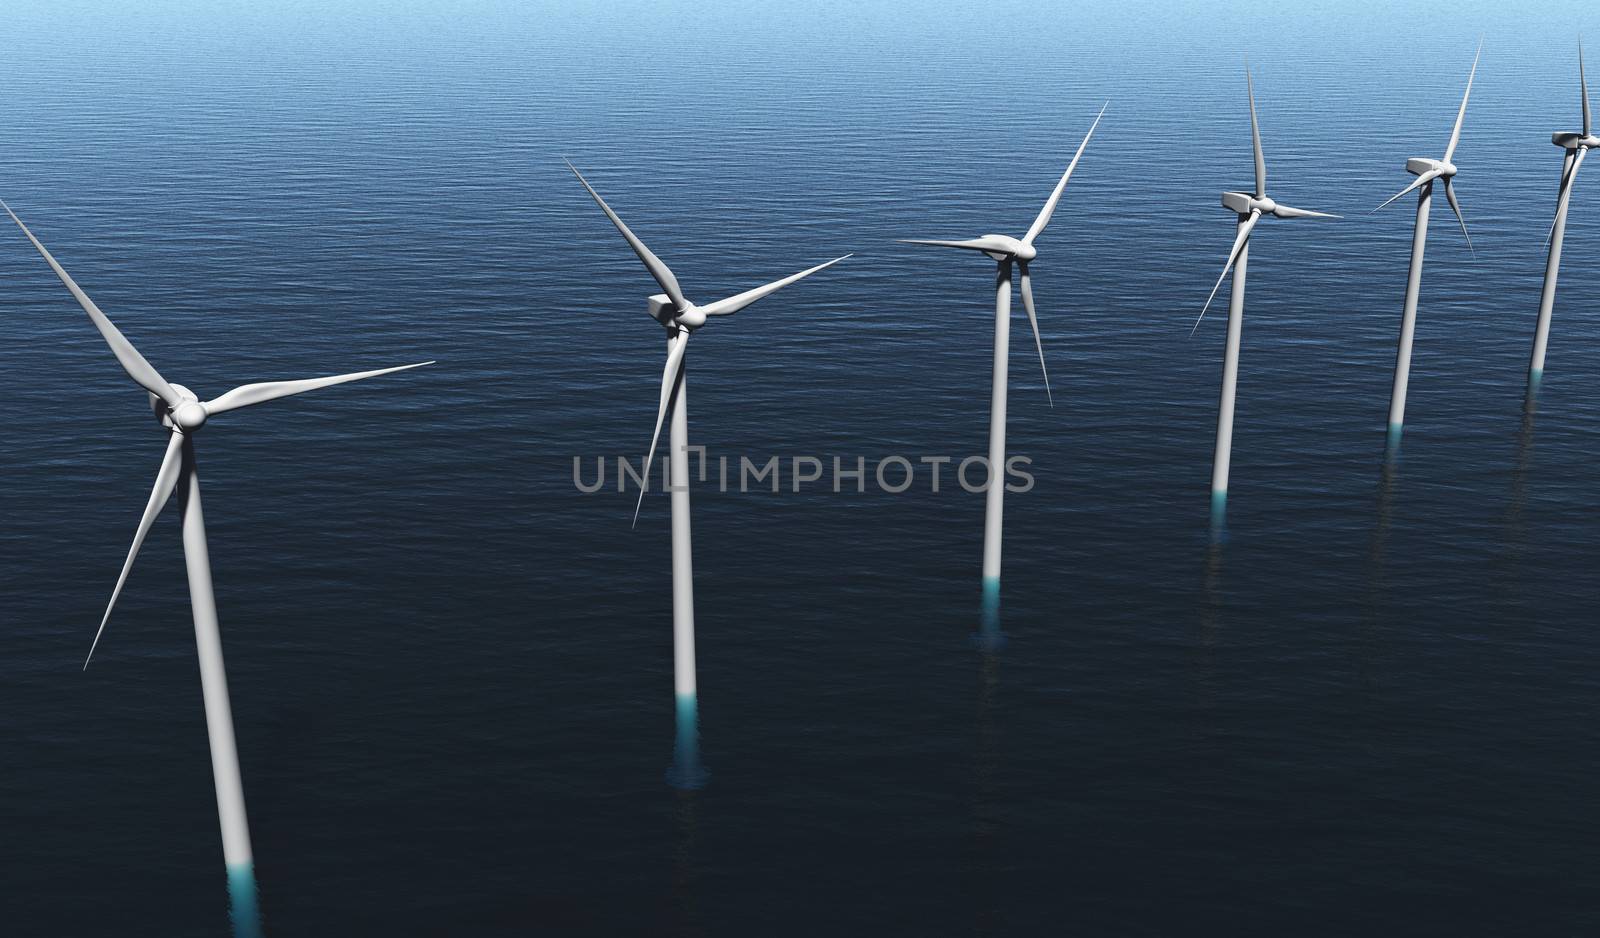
[
  {"x1": 667, "y1": 790, "x2": 706, "y2": 937},
  {"x1": 970, "y1": 648, "x2": 1002, "y2": 937},
  {"x1": 1361, "y1": 449, "x2": 1402, "y2": 693}
]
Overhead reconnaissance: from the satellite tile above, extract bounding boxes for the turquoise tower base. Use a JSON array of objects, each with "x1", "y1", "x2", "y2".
[
  {"x1": 973, "y1": 576, "x2": 1006, "y2": 651},
  {"x1": 226, "y1": 863, "x2": 264, "y2": 938},
  {"x1": 1384, "y1": 423, "x2": 1404, "y2": 460},
  {"x1": 1208, "y1": 490, "x2": 1228, "y2": 542},
  {"x1": 666, "y1": 693, "x2": 708, "y2": 790}
]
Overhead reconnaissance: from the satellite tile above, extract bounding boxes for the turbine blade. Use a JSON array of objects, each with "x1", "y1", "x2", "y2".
[
  {"x1": 1017, "y1": 263, "x2": 1053, "y2": 407},
  {"x1": 1546, "y1": 149, "x2": 1580, "y2": 249},
  {"x1": 1443, "y1": 42, "x2": 1481, "y2": 164},
  {"x1": 1248, "y1": 68, "x2": 1267, "y2": 198},
  {"x1": 898, "y1": 237, "x2": 1015, "y2": 254},
  {"x1": 85, "y1": 431, "x2": 186, "y2": 669},
  {"x1": 1583, "y1": 41, "x2": 1593, "y2": 138},
  {"x1": 1570, "y1": 147, "x2": 1589, "y2": 193},
  {"x1": 565, "y1": 161, "x2": 691, "y2": 312},
  {"x1": 1, "y1": 201, "x2": 182, "y2": 409},
  {"x1": 1271, "y1": 204, "x2": 1342, "y2": 219},
  {"x1": 1191, "y1": 211, "x2": 1261, "y2": 336},
  {"x1": 634, "y1": 330, "x2": 689, "y2": 528},
  {"x1": 203, "y1": 361, "x2": 432, "y2": 416},
  {"x1": 697, "y1": 254, "x2": 851, "y2": 317},
  {"x1": 1022, "y1": 102, "x2": 1108, "y2": 245},
  {"x1": 1443, "y1": 179, "x2": 1476, "y2": 258},
  {"x1": 1373, "y1": 172, "x2": 1437, "y2": 212}
]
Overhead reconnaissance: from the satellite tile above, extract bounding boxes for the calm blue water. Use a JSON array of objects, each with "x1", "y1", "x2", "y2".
[{"x1": 3, "y1": 1, "x2": 1600, "y2": 934}]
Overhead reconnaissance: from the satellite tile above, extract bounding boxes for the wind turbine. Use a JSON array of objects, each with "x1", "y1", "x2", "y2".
[
  {"x1": 1373, "y1": 45, "x2": 1480, "y2": 453},
  {"x1": 1193, "y1": 69, "x2": 1338, "y2": 529},
  {"x1": 565, "y1": 161, "x2": 848, "y2": 789},
  {"x1": 1528, "y1": 42, "x2": 1599, "y2": 392},
  {"x1": 3, "y1": 202, "x2": 431, "y2": 938},
  {"x1": 899, "y1": 103, "x2": 1106, "y2": 641}
]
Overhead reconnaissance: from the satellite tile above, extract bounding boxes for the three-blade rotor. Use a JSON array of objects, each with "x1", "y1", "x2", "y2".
[
  {"x1": 1372, "y1": 43, "x2": 1480, "y2": 257},
  {"x1": 566, "y1": 161, "x2": 848, "y2": 525},
  {"x1": 898, "y1": 103, "x2": 1108, "y2": 406},
  {"x1": 3, "y1": 203, "x2": 432, "y2": 667},
  {"x1": 1192, "y1": 71, "x2": 1339, "y2": 334}
]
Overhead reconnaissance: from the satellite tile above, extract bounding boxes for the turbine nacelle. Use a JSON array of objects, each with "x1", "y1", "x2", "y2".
[
  {"x1": 1220, "y1": 191, "x2": 1273, "y2": 215},
  {"x1": 646, "y1": 294, "x2": 704, "y2": 330},
  {"x1": 1406, "y1": 157, "x2": 1457, "y2": 178},
  {"x1": 1552, "y1": 132, "x2": 1600, "y2": 150}
]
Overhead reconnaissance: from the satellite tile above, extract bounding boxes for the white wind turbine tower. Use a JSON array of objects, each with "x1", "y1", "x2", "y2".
[
  {"x1": 566, "y1": 162, "x2": 848, "y2": 789},
  {"x1": 1373, "y1": 45, "x2": 1480, "y2": 454},
  {"x1": 1193, "y1": 69, "x2": 1338, "y2": 529},
  {"x1": 1528, "y1": 43, "x2": 1600, "y2": 392},
  {"x1": 4, "y1": 202, "x2": 430, "y2": 938},
  {"x1": 899, "y1": 104, "x2": 1106, "y2": 642}
]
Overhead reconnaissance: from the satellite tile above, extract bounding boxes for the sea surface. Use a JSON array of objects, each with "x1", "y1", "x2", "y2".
[{"x1": 2, "y1": 1, "x2": 1599, "y2": 934}]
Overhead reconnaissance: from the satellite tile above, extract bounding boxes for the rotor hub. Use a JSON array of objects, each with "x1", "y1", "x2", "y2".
[
  {"x1": 173, "y1": 401, "x2": 208, "y2": 432},
  {"x1": 151, "y1": 384, "x2": 206, "y2": 432}
]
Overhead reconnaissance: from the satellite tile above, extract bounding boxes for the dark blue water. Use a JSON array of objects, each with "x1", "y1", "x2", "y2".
[{"x1": 3, "y1": 1, "x2": 1599, "y2": 934}]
